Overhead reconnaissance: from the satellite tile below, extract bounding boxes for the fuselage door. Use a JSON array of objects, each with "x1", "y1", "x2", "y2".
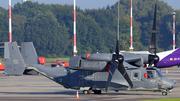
[{"x1": 131, "y1": 70, "x2": 141, "y2": 88}]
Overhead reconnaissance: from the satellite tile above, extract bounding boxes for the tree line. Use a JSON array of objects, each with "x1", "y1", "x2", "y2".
[{"x1": 0, "y1": 0, "x2": 179, "y2": 57}]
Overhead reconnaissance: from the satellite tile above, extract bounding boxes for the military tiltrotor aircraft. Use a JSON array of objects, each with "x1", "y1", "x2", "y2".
[
  {"x1": 3, "y1": 42, "x2": 176, "y2": 96},
  {"x1": 3, "y1": 4, "x2": 176, "y2": 96}
]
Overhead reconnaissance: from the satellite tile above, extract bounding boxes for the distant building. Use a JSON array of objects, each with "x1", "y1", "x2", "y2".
[
  {"x1": 23, "y1": 0, "x2": 28, "y2": 2},
  {"x1": 23, "y1": 0, "x2": 32, "y2": 3}
]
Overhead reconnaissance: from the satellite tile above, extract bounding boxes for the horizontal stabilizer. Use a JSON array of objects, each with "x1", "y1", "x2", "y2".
[
  {"x1": 0, "y1": 42, "x2": 4, "y2": 45},
  {"x1": 0, "y1": 42, "x2": 5, "y2": 49},
  {"x1": 0, "y1": 46, "x2": 4, "y2": 49}
]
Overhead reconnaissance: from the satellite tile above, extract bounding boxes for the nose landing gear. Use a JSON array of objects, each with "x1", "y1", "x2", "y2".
[
  {"x1": 83, "y1": 90, "x2": 90, "y2": 94},
  {"x1": 162, "y1": 90, "x2": 167, "y2": 96}
]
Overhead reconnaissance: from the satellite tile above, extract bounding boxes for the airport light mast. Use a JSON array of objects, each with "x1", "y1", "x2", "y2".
[
  {"x1": 172, "y1": 11, "x2": 176, "y2": 50},
  {"x1": 9, "y1": 0, "x2": 12, "y2": 42},
  {"x1": 73, "y1": 0, "x2": 77, "y2": 56},
  {"x1": 129, "y1": 0, "x2": 134, "y2": 51}
]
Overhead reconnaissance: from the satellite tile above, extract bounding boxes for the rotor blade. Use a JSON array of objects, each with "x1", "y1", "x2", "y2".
[
  {"x1": 116, "y1": 41, "x2": 119, "y2": 55},
  {"x1": 105, "y1": 62, "x2": 118, "y2": 92},
  {"x1": 117, "y1": 63, "x2": 133, "y2": 88},
  {"x1": 116, "y1": 0, "x2": 120, "y2": 56},
  {"x1": 149, "y1": 4, "x2": 157, "y2": 55}
]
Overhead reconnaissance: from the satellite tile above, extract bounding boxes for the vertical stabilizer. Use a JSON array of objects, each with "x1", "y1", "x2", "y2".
[
  {"x1": 21, "y1": 42, "x2": 40, "y2": 64},
  {"x1": 4, "y1": 42, "x2": 26, "y2": 75}
]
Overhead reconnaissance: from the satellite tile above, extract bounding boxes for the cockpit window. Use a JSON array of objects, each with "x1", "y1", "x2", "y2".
[
  {"x1": 156, "y1": 69, "x2": 165, "y2": 77},
  {"x1": 147, "y1": 70, "x2": 155, "y2": 79},
  {"x1": 155, "y1": 71, "x2": 160, "y2": 78}
]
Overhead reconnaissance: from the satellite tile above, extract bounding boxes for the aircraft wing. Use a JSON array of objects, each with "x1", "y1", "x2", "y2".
[
  {"x1": 123, "y1": 61, "x2": 139, "y2": 68},
  {"x1": 121, "y1": 51, "x2": 149, "y2": 67},
  {"x1": 121, "y1": 51, "x2": 150, "y2": 54},
  {"x1": 124, "y1": 55, "x2": 145, "y2": 67},
  {"x1": 124, "y1": 56, "x2": 141, "y2": 63}
]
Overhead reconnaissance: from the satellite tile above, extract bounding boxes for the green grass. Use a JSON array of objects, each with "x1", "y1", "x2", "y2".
[
  {"x1": 45, "y1": 58, "x2": 69, "y2": 65},
  {"x1": 142, "y1": 98, "x2": 180, "y2": 101},
  {"x1": 45, "y1": 58, "x2": 69, "y2": 62}
]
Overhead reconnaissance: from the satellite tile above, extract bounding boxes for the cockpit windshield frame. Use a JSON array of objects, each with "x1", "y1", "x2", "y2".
[
  {"x1": 156, "y1": 69, "x2": 165, "y2": 77},
  {"x1": 146, "y1": 67, "x2": 165, "y2": 79}
]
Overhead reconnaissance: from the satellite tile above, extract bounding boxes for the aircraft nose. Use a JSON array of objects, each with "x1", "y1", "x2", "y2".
[
  {"x1": 173, "y1": 80, "x2": 177, "y2": 84},
  {"x1": 167, "y1": 80, "x2": 175, "y2": 90},
  {"x1": 161, "y1": 78, "x2": 175, "y2": 90}
]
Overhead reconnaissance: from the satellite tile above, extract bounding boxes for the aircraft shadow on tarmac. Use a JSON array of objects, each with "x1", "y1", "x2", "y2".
[
  {"x1": 0, "y1": 91, "x2": 75, "y2": 95},
  {"x1": 0, "y1": 91, "x2": 157, "y2": 96}
]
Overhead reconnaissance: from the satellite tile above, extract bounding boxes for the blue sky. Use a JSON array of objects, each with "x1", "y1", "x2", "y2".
[{"x1": 0, "y1": 0, "x2": 180, "y2": 10}]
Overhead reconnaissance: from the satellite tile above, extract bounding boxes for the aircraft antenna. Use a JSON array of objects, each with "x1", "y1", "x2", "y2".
[
  {"x1": 9, "y1": 0, "x2": 12, "y2": 42},
  {"x1": 73, "y1": 0, "x2": 77, "y2": 56},
  {"x1": 129, "y1": 0, "x2": 134, "y2": 51},
  {"x1": 172, "y1": 11, "x2": 176, "y2": 50}
]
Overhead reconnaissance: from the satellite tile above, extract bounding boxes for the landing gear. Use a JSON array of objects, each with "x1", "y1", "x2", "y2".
[
  {"x1": 83, "y1": 90, "x2": 90, "y2": 94},
  {"x1": 93, "y1": 90, "x2": 102, "y2": 94},
  {"x1": 83, "y1": 90, "x2": 102, "y2": 94},
  {"x1": 162, "y1": 91, "x2": 167, "y2": 96}
]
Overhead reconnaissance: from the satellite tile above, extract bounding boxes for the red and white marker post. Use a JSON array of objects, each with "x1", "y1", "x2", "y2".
[
  {"x1": 73, "y1": 0, "x2": 77, "y2": 56},
  {"x1": 172, "y1": 11, "x2": 176, "y2": 50},
  {"x1": 9, "y1": 0, "x2": 12, "y2": 42},
  {"x1": 129, "y1": 0, "x2": 134, "y2": 51}
]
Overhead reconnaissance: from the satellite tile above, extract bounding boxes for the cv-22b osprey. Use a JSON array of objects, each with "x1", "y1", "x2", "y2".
[
  {"x1": 3, "y1": 4, "x2": 176, "y2": 96},
  {"x1": 3, "y1": 42, "x2": 176, "y2": 96}
]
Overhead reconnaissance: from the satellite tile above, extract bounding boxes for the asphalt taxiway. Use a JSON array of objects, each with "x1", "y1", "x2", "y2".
[{"x1": 0, "y1": 67, "x2": 180, "y2": 101}]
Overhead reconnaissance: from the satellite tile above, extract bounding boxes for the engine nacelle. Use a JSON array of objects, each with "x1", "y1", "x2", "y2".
[
  {"x1": 81, "y1": 53, "x2": 112, "y2": 61},
  {"x1": 69, "y1": 53, "x2": 111, "y2": 72}
]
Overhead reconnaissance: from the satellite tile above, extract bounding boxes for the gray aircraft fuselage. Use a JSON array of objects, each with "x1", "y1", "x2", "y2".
[
  {"x1": 3, "y1": 42, "x2": 176, "y2": 96},
  {"x1": 28, "y1": 64, "x2": 174, "y2": 92}
]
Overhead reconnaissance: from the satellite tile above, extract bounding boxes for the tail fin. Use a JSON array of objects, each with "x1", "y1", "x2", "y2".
[
  {"x1": 4, "y1": 42, "x2": 26, "y2": 75},
  {"x1": 21, "y1": 42, "x2": 40, "y2": 64}
]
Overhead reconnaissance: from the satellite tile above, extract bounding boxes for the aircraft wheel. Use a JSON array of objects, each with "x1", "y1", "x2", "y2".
[
  {"x1": 83, "y1": 90, "x2": 89, "y2": 94},
  {"x1": 93, "y1": 90, "x2": 102, "y2": 94},
  {"x1": 162, "y1": 92, "x2": 167, "y2": 96}
]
